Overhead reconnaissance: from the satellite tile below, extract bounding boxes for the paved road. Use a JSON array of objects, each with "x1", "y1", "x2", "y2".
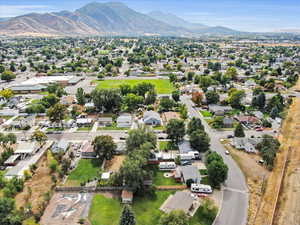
[{"x1": 181, "y1": 95, "x2": 248, "y2": 225}]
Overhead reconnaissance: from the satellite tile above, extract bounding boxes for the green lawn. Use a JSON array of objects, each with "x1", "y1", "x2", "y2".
[
  {"x1": 77, "y1": 126, "x2": 93, "y2": 132},
  {"x1": 65, "y1": 159, "x2": 101, "y2": 186},
  {"x1": 159, "y1": 141, "x2": 178, "y2": 151},
  {"x1": 89, "y1": 194, "x2": 122, "y2": 225},
  {"x1": 46, "y1": 127, "x2": 65, "y2": 132},
  {"x1": 89, "y1": 191, "x2": 216, "y2": 225},
  {"x1": 201, "y1": 110, "x2": 213, "y2": 117},
  {"x1": 95, "y1": 79, "x2": 175, "y2": 94},
  {"x1": 97, "y1": 126, "x2": 128, "y2": 131},
  {"x1": 153, "y1": 171, "x2": 180, "y2": 186}
]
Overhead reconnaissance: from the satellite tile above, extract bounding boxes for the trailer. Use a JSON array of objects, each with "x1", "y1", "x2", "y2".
[
  {"x1": 178, "y1": 151, "x2": 200, "y2": 161},
  {"x1": 190, "y1": 183, "x2": 213, "y2": 194},
  {"x1": 159, "y1": 162, "x2": 176, "y2": 171}
]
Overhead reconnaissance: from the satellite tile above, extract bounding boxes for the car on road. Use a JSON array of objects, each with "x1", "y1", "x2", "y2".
[
  {"x1": 255, "y1": 127, "x2": 264, "y2": 131},
  {"x1": 225, "y1": 150, "x2": 230, "y2": 155},
  {"x1": 120, "y1": 137, "x2": 126, "y2": 140},
  {"x1": 227, "y1": 135, "x2": 234, "y2": 138},
  {"x1": 181, "y1": 160, "x2": 192, "y2": 166}
]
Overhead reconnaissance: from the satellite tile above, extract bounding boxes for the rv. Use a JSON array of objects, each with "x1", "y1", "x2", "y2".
[
  {"x1": 190, "y1": 183, "x2": 213, "y2": 194},
  {"x1": 178, "y1": 151, "x2": 200, "y2": 161},
  {"x1": 159, "y1": 162, "x2": 176, "y2": 171}
]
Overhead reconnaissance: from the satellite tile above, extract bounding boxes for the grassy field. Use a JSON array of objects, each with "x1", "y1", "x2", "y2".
[
  {"x1": 89, "y1": 194, "x2": 122, "y2": 225},
  {"x1": 97, "y1": 126, "x2": 128, "y2": 131},
  {"x1": 95, "y1": 79, "x2": 175, "y2": 94},
  {"x1": 89, "y1": 192, "x2": 216, "y2": 225},
  {"x1": 65, "y1": 159, "x2": 101, "y2": 186},
  {"x1": 153, "y1": 171, "x2": 180, "y2": 186},
  {"x1": 76, "y1": 126, "x2": 93, "y2": 132}
]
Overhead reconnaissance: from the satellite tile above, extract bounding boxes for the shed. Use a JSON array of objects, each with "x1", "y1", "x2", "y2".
[{"x1": 122, "y1": 190, "x2": 133, "y2": 204}]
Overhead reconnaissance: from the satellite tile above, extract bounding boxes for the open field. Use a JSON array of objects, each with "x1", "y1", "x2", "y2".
[
  {"x1": 95, "y1": 79, "x2": 175, "y2": 94},
  {"x1": 65, "y1": 159, "x2": 101, "y2": 186},
  {"x1": 254, "y1": 80, "x2": 300, "y2": 225},
  {"x1": 222, "y1": 140, "x2": 270, "y2": 224},
  {"x1": 104, "y1": 155, "x2": 126, "y2": 172}
]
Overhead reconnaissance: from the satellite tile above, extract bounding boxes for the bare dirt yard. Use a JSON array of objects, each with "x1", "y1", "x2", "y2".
[
  {"x1": 104, "y1": 155, "x2": 126, "y2": 172},
  {"x1": 254, "y1": 80, "x2": 300, "y2": 225},
  {"x1": 222, "y1": 140, "x2": 270, "y2": 225},
  {"x1": 15, "y1": 151, "x2": 58, "y2": 214}
]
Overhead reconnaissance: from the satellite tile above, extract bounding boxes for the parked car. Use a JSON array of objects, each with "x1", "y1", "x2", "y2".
[
  {"x1": 225, "y1": 150, "x2": 230, "y2": 155},
  {"x1": 227, "y1": 135, "x2": 234, "y2": 139},
  {"x1": 255, "y1": 127, "x2": 264, "y2": 131}
]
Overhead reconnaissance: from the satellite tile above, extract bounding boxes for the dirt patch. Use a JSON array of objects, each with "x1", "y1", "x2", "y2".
[
  {"x1": 104, "y1": 155, "x2": 126, "y2": 172},
  {"x1": 254, "y1": 80, "x2": 300, "y2": 225},
  {"x1": 14, "y1": 153, "x2": 57, "y2": 214},
  {"x1": 223, "y1": 141, "x2": 269, "y2": 225},
  {"x1": 273, "y1": 96, "x2": 300, "y2": 225}
]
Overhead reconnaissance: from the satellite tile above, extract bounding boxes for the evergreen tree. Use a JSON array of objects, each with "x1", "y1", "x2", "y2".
[
  {"x1": 119, "y1": 205, "x2": 136, "y2": 225},
  {"x1": 234, "y1": 123, "x2": 245, "y2": 137}
]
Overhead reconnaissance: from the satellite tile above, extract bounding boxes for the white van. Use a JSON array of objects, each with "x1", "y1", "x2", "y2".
[
  {"x1": 178, "y1": 151, "x2": 200, "y2": 161},
  {"x1": 159, "y1": 162, "x2": 176, "y2": 171},
  {"x1": 190, "y1": 183, "x2": 213, "y2": 194}
]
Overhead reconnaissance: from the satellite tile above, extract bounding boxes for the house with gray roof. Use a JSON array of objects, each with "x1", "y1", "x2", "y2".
[
  {"x1": 117, "y1": 114, "x2": 133, "y2": 128},
  {"x1": 208, "y1": 104, "x2": 232, "y2": 116},
  {"x1": 11, "y1": 84, "x2": 47, "y2": 94},
  {"x1": 143, "y1": 111, "x2": 161, "y2": 126},
  {"x1": 52, "y1": 139, "x2": 69, "y2": 153},
  {"x1": 233, "y1": 137, "x2": 259, "y2": 153},
  {"x1": 175, "y1": 165, "x2": 201, "y2": 184}
]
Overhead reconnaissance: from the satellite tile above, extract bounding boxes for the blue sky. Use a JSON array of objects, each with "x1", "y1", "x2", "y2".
[{"x1": 0, "y1": 0, "x2": 299, "y2": 32}]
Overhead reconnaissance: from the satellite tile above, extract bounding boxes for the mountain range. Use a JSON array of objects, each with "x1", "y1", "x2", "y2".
[{"x1": 0, "y1": 2, "x2": 241, "y2": 37}]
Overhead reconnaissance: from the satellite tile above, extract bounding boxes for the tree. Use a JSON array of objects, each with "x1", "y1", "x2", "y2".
[
  {"x1": 234, "y1": 123, "x2": 245, "y2": 137},
  {"x1": 0, "y1": 89, "x2": 14, "y2": 100},
  {"x1": 120, "y1": 84, "x2": 132, "y2": 96},
  {"x1": 122, "y1": 94, "x2": 144, "y2": 112},
  {"x1": 199, "y1": 76, "x2": 213, "y2": 89},
  {"x1": 145, "y1": 89, "x2": 157, "y2": 105},
  {"x1": 206, "y1": 152, "x2": 223, "y2": 165},
  {"x1": 171, "y1": 90, "x2": 180, "y2": 102},
  {"x1": 224, "y1": 67, "x2": 238, "y2": 80},
  {"x1": 190, "y1": 129, "x2": 210, "y2": 152},
  {"x1": 187, "y1": 117, "x2": 204, "y2": 135},
  {"x1": 1, "y1": 70, "x2": 16, "y2": 82},
  {"x1": 207, "y1": 159, "x2": 228, "y2": 187},
  {"x1": 158, "y1": 98, "x2": 176, "y2": 112},
  {"x1": 119, "y1": 205, "x2": 136, "y2": 225},
  {"x1": 210, "y1": 116, "x2": 224, "y2": 129},
  {"x1": 205, "y1": 91, "x2": 219, "y2": 104},
  {"x1": 31, "y1": 130, "x2": 47, "y2": 146},
  {"x1": 41, "y1": 94, "x2": 59, "y2": 108},
  {"x1": 132, "y1": 82, "x2": 155, "y2": 97},
  {"x1": 159, "y1": 210, "x2": 189, "y2": 225},
  {"x1": 126, "y1": 126, "x2": 157, "y2": 152},
  {"x1": 191, "y1": 92, "x2": 203, "y2": 106},
  {"x1": 166, "y1": 119, "x2": 185, "y2": 143},
  {"x1": 179, "y1": 105, "x2": 188, "y2": 120},
  {"x1": 92, "y1": 89, "x2": 122, "y2": 112},
  {"x1": 92, "y1": 135, "x2": 116, "y2": 160},
  {"x1": 47, "y1": 103, "x2": 67, "y2": 127},
  {"x1": 76, "y1": 87, "x2": 86, "y2": 105},
  {"x1": 228, "y1": 89, "x2": 245, "y2": 108},
  {"x1": 0, "y1": 197, "x2": 21, "y2": 225}
]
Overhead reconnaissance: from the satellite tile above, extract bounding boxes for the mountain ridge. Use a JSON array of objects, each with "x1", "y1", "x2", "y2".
[{"x1": 0, "y1": 1, "x2": 240, "y2": 37}]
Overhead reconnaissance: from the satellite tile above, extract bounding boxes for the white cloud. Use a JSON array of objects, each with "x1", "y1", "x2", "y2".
[{"x1": 0, "y1": 5, "x2": 55, "y2": 17}]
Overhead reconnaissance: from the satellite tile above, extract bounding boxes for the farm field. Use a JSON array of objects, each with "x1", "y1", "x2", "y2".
[{"x1": 95, "y1": 79, "x2": 175, "y2": 94}]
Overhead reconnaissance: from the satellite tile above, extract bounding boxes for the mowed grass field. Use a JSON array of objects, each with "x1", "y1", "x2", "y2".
[
  {"x1": 88, "y1": 191, "x2": 216, "y2": 225},
  {"x1": 96, "y1": 79, "x2": 175, "y2": 94}
]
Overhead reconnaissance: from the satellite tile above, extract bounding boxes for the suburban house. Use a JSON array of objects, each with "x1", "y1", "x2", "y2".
[
  {"x1": 116, "y1": 114, "x2": 133, "y2": 128},
  {"x1": 52, "y1": 139, "x2": 69, "y2": 153},
  {"x1": 143, "y1": 111, "x2": 161, "y2": 126},
  {"x1": 232, "y1": 137, "x2": 259, "y2": 153},
  {"x1": 14, "y1": 142, "x2": 39, "y2": 159},
  {"x1": 98, "y1": 117, "x2": 113, "y2": 127},
  {"x1": 236, "y1": 115, "x2": 260, "y2": 126},
  {"x1": 174, "y1": 165, "x2": 201, "y2": 184},
  {"x1": 61, "y1": 96, "x2": 75, "y2": 105},
  {"x1": 223, "y1": 117, "x2": 235, "y2": 128},
  {"x1": 208, "y1": 104, "x2": 232, "y2": 116},
  {"x1": 160, "y1": 191, "x2": 199, "y2": 216},
  {"x1": 81, "y1": 142, "x2": 97, "y2": 158},
  {"x1": 10, "y1": 115, "x2": 35, "y2": 129}
]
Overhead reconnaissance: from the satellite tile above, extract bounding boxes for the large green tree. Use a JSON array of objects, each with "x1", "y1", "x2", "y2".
[
  {"x1": 47, "y1": 103, "x2": 67, "y2": 127},
  {"x1": 76, "y1": 87, "x2": 86, "y2": 105},
  {"x1": 92, "y1": 135, "x2": 116, "y2": 160},
  {"x1": 187, "y1": 117, "x2": 204, "y2": 135},
  {"x1": 126, "y1": 126, "x2": 157, "y2": 152},
  {"x1": 190, "y1": 129, "x2": 210, "y2": 153},
  {"x1": 234, "y1": 123, "x2": 245, "y2": 137},
  {"x1": 166, "y1": 119, "x2": 185, "y2": 143},
  {"x1": 92, "y1": 89, "x2": 122, "y2": 112}
]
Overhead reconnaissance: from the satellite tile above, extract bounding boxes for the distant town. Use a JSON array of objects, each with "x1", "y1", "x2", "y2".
[{"x1": 0, "y1": 36, "x2": 299, "y2": 225}]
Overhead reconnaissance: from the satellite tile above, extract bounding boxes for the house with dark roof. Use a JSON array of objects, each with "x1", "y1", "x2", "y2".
[
  {"x1": 208, "y1": 104, "x2": 232, "y2": 116},
  {"x1": 143, "y1": 111, "x2": 161, "y2": 126},
  {"x1": 174, "y1": 165, "x2": 201, "y2": 184},
  {"x1": 11, "y1": 84, "x2": 47, "y2": 94}
]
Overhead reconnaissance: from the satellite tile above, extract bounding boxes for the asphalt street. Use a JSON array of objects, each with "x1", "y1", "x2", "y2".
[{"x1": 181, "y1": 95, "x2": 248, "y2": 225}]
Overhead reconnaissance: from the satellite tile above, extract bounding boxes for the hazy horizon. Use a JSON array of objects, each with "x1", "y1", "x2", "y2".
[{"x1": 0, "y1": 0, "x2": 299, "y2": 32}]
